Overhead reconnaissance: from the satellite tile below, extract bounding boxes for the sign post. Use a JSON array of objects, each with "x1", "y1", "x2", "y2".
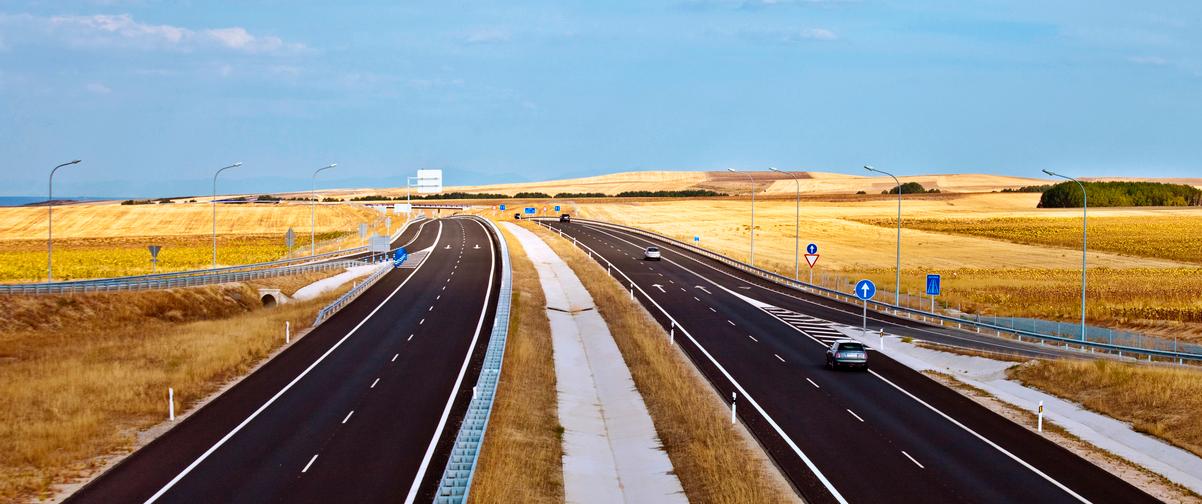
[
  {"x1": 926, "y1": 274, "x2": 941, "y2": 313},
  {"x1": 285, "y1": 228, "x2": 296, "y2": 257},
  {"x1": 148, "y1": 245, "x2": 162, "y2": 273},
  {"x1": 804, "y1": 243, "x2": 819, "y2": 286},
  {"x1": 855, "y1": 279, "x2": 877, "y2": 329}
]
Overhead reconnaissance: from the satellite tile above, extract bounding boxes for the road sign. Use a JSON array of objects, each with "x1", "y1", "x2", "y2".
[
  {"x1": 499, "y1": 204, "x2": 506, "y2": 211},
  {"x1": 804, "y1": 254, "x2": 819, "y2": 268},
  {"x1": 806, "y1": 243, "x2": 818, "y2": 255},
  {"x1": 926, "y1": 274, "x2": 941, "y2": 296},
  {"x1": 554, "y1": 205, "x2": 561, "y2": 212},
  {"x1": 394, "y1": 203, "x2": 412, "y2": 214},
  {"x1": 524, "y1": 207, "x2": 536, "y2": 215},
  {"x1": 369, "y1": 234, "x2": 390, "y2": 253},
  {"x1": 358, "y1": 223, "x2": 368, "y2": 239},
  {"x1": 855, "y1": 279, "x2": 876, "y2": 301},
  {"x1": 147, "y1": 245, "x2": 161, "y2": 259},
  {"x1": 285, "y1": 228, "x2": 296, "y2": 248},
  {"x1": 415, "y1": 169, "x2": 443, "y2": 194},
  {"x1": 694, "y1": 236, "x2": 700, "y2": 242}
]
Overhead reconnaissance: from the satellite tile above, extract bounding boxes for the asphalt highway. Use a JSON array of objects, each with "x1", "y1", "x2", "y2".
[
  {"x1": 542, "y1": 218, "x2": 1154, "y2": 504},
  {"x1": 67, "y1": 216, "x2": 501, "y2": 504}
]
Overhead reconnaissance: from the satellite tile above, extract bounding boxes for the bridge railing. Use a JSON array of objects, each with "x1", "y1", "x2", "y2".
[
  {"x1": 535, "y1": 218, "x2": 1202, "y2": 364},
  {"x1": 435, "y1": 216, "x2": 512, "y2": 504},
  {"x1": 311, "y1": 261, "x2": 394, "y2": 327}
]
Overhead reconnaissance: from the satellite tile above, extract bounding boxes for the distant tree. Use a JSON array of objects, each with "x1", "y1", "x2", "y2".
[
  {"x1": 1038, "y1": 181, "x2": 1202, "y2": 208},
  {"x1": 554, "y1": 192, "x2": 608, "y2": 198},
  {"x1": 855, "y1": 190, "x2": 867, "y2": 195},
  {"x1": 614, "y1": 190, "x2": 726, "y2": 198},
  {"x1": 1001, "y1": 184, "x2": 1052, "y2": 193},
  {"x1": 513, "y1": 192, "x2": 552, "y2": 198},
  {"x1": 887, "y1": 182, "x2": 927, "y2": 195}
]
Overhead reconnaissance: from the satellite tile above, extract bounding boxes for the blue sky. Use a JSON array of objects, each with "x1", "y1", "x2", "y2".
[{"x1": 1, "y1": 1, "x2": 1199, "y2": 197}]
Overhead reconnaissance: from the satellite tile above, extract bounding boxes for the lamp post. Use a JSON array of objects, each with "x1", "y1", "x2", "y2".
[
  {"x1": 865, "y1": 165, "x2": 901, "y2": 307},
  {"x1": 47, "y1": 159, "x2": 82, "y2": 282},
  {"x1": 770, "y1": 167, "x2": 801, "y2": 280},
  {"x1": 311, "y1": 163, "x2": 337, "y2": 256},
  {"x1": 211, "y1": 162, "x2": 242, "y2": 269},
  {"x1": 1043, "y1": 169, "x2": 1088, "y2": 342},
  {"x1": 727, "y1": 168, "x2": 756, "y2": 265}
]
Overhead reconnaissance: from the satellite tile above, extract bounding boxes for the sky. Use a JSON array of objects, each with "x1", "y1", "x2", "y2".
[{"x1": 1, "y1": 0, "x2": 1200, "y2": 197}]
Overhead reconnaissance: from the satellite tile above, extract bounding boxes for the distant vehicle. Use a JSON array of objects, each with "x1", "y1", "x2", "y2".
[
  {"x1": 514, "y1": 213, "x2": 522, "y2": 220},
  {"x1": 559, "y1": 214, "x2": 571, "y2": 223},
  {"x1": 826, "y1": 340, "x2": 868, "y2": 370},
  {"x1": 393, "y1": 248, "x2": 408, "y2": 267},
  {"x1": 643, "y1": 246, "x2": 661, "y2": 261}
]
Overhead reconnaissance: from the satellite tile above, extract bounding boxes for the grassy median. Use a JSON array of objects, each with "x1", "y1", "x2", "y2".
[
  {"x1": 468, "y1": 226, "x2": 565, "y2": 503},
  {"x1": 525, "y1": 222, "x2": 798, "y2": 503},
  {"x1": 1008, "y1": 359, "x2": 1202, "y2": 458},
  {"x1": 0, "y1": 277, "x2": 350, "y2": 502}
]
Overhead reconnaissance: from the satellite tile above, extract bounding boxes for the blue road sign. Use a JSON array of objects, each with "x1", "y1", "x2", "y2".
[
  {"x1": 926, "y1": 274, "x2": 941, "y2": 296},
  {"x1": 524, "y1": 207, "x2": 536, "y2": 215},
  {"x1": 855, "y1": 279, "x2": 877, "y2": 301},
  {"x1": 694, "y1": 236, "x2": 700, "y2": 242},
  {"x1": 806, "y1": 243, "x2": 818, "y2": 255},
  {"x1": 554, "y1": 205, "x2": 561, "y2": 212},
  {"x1": 499, "y1": 204, "x2": 506, "y2": 211}
]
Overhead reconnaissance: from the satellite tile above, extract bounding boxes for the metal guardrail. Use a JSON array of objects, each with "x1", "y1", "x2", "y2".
[
  {"x1": 0, "y1": 216, "x2": 426, "y2": 295},
  {"x1": 435, "y1": 216, "x2": 512, "y2": 504},
  {"x1": 536, "y1": 218, "x2": 1202, "y2": 364},
  {"x1": 312, "y1": 261, "x2": 394, "y2": 327}
]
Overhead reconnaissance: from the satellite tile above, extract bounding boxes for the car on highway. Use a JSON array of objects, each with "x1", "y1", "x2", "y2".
[
  {"x1": 514, "y1": 212, "x2": 522, "y2": 220},
  {"x1": 643, "y1": 246, "x2": 661, "y2": 261},
  {"x1": 826, "y1": 340, "x2": 868, "y2": 370},
  {"x1": 559, "y1": 213, "x2": 571, "y2": 222}
]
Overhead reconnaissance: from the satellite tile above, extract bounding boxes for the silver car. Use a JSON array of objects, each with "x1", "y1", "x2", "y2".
[
  {"x1": 826, "y1": 340, "x2": 868, "y2": 370},
  {"x1": 643, "y1": 246, "x2": 661, "y2": 261}
]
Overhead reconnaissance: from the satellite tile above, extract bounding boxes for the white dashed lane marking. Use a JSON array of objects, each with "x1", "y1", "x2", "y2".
[
  {"x1": 302, "y1": 454, "x2": 318, "y2": 473},
  {"x1": 392, "y1": 353, "x2": 399, "y2": 361},
  {"x1": 847, "y1": 409, "x2": 865, "y2": 422},
  {"x1": 806, "y1": 378, "x2": 820, "y2": 388},
  {"x1": 774, "y1": 354, "x2": 785, "y2": 363},
  {"x1": 748, "y1": 335, "x2": 758, "y2": 342},
  {"x1": 370, "y1": 378, "x2": 379, "y2": 389},
  {"x1": 342, "y1": 410, "x2": 354, "y2": 424},
  {"x1": 902, "y1": 451, "x2": 925, "y2": 469}
]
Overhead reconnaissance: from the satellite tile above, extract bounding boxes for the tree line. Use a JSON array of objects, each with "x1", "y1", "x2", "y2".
[{"x1": 1037, "y1": 181, "x2": 1202, "y2": 208}]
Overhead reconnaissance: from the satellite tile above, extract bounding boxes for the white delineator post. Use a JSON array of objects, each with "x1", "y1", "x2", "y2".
[
  {"x1": 1037, "y1": 401, "x2": 1044, "y2": 432},
  {"x1": 168, "y1": 388, "x2": 175, "y2": 421},
  {"x1": 630, "y1": 282, "x2": 635, "y2": 300},
  {"x1": 879, "y1": 328, "x2": 885, "y2": 351},
  {"x1": 670, "y1": 321, "x2": 675, "y2": 345},
  {"x1": 286, "y1": 321, "x2": 291, "y2": 344},
  {"x1": 730, "y1": 392, "x2": 738, "y2": 425}
]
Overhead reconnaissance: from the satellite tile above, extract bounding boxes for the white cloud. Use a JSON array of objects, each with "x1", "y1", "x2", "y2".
[
  {"x1": 464, "y1": 28, "x2": 512, "y2": 45},
  {"x1": 85, "y1": 81, "x2": 111, "y2": 94},
  {"x1": 736, "y1": 26, "x2": 839, "y2": 44},
  {"x1": 1127, "y1": 55, "x2": 1169, "y2": 66},
  {"x1": 1, "y1": 13, "x2": 304, "y2": 54},
  {"x1": 797, "y1": 28, "x2": 837, "y2": 41}
]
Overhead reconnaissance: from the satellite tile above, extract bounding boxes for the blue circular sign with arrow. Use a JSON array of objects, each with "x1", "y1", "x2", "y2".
[
  {"x1": 806, "y1": 243, "x2": 818, "y2": 255},
  {"x1": 854, "y1": 279, "x2": 876, "y2": 301}
]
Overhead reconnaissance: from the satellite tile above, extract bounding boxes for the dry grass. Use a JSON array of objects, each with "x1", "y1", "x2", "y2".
[
  {"x1": 0, "y1": 280, "x2": 349, "y2": 502},
  {"x1": 468, "y1": 226, "x2": 564, "y2": 504},
  {"x1": 1008, "y1": 359, "x2": 1202, "y2": 459},
  {"x1": 525, "y1": 222, "x2": 798, "y2": 503}
]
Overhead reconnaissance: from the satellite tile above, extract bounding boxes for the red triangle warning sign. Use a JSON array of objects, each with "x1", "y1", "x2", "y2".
[{"x1": 804, "y1": 254, "x2": 819, "y2": 268}]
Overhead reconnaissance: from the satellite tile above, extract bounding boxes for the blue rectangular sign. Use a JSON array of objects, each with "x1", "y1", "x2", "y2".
[
  {"x1": 926, "y1": 274, "x2": 941, "y2": 296},
  {"x1": 524, "y1": 207, "x2": 536, "y2": 215}
]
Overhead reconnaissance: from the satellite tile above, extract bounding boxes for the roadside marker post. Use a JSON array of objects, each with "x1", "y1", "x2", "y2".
[
  {"x1": 285, "y1": 321, "x2": 291, "y2": 344},
  {"x1": 855, "y1": 279, "x2": 877, "y2": 329},
  {"x1": 670, "y1": 321, "x2": 675, "y2": 345},
  {"x1": 731, "y1": 392, "x2": 737, "y2": 425},
  {"x1": 1037, "y1": 401, "x2": 1044, "y2": 432},
  {"x1": 168, "y1": 388, "x2": 175, "y2": 421}
]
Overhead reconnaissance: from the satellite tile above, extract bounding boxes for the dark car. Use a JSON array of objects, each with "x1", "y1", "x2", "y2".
[
  {"x1": 559, "y1": 213, "x2": 571, "y2": 223},
  {"x1": 514, "y1": 212, "x2": 522, "y2": 220},
  {"x1": 826, "y1": 340, "x2": 868, "y2": 370}
]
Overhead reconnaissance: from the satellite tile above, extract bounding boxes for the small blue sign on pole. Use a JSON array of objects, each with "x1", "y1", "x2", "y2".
[
  {"x1": 499, "y1": 204, "x2": 506, "y2": 211},
  {"x1": 806, "y1": 243, "x2": 818, "y2": 255},
  {"x1": 694, "y1": 236, "x2": 700, "y2": 243},
  {"x1": 926, "y1": 274, "x2": 941, "y2": 296},
  {"x1": 554, "y1": 205, "x2": 561, "y2": 212},
  {"x1": 854, "y1": 279, "x2": 877, "y2": 301},
  {"x1": 524, "y1": 207, "x2": 536, "y2": 215}
]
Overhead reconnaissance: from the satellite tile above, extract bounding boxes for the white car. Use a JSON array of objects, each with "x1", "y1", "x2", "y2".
[{"x1": 643, "y1": 246, "x2": 661, "y2": 261}]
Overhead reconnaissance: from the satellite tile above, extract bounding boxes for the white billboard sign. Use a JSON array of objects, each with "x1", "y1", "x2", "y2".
[
  {"x1": 415, "y1": 169, "x2": 443, "y2": 194},
  {"x1": 394, "y1": 203, "x2": 413, "y2": 213},
  {"x1": 370, "y1": 234, "x2": 390, "y2": 253}
]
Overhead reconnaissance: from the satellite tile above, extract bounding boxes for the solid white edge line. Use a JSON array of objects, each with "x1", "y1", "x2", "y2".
[
  {"x1": 846, "y1": 409, "x2": 864, "y2": 422},
  {"x1": 869, "y1": 369, "x2": 1088, "y2": 502},
  {"x1": 342, "y1": 411, "x2": 354, "y2": 424},
  {"x1": 901, "y1": 450, "x2": 924, "y2": 469},
  {"x1": 141, "y1": 221, "x2": 444, "y2": 504},
  {"x1": 580, "y1": 220, "x2": 1091, "y2": 503},
  {"x1": 403, "y1": 217, "x2": 498, "y2": 504},
  {"x1": 301, "y1": 454, "x2": 319, "y2": 473},
  {"x1": 538, "y1": 220, "x2": 849, "y2": 504}
]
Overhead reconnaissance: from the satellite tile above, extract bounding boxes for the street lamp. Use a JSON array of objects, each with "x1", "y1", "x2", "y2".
[
  {"x1": 311, "y1": 163, "x2": 337, "y2": 256},
  {"x1": 211, "y1": 162, "x2": 242, "y2": 269},
  {"x1": 865, "y1": 165, "x2": 901, "y2": 307},
  {"x1": 727, "y1": 168, "x2": 756, "y2": 265},
  {"x1": 1043, "y1": 169, "x2": 1088, "y2": 342},
  {"x1": 47, "y1": 159, "x2": 82, "y2": 282},
  {"x1": 770, "y1": 167, "x2": 801, "y2": 280}
]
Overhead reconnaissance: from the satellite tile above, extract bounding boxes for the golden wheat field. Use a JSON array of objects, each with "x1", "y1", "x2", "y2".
[
  {"x1": 0, "y1": 202, "x2": 402, "y2": 281},
  {"x1": 573, "y1": 194, "x2": 1202, "y2": 339}
]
